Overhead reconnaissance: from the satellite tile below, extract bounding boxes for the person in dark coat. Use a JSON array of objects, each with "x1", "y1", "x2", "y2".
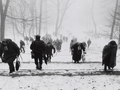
[
  {"x1": 1, "y1": 39, "x2": 20, "y2": 73},
  {"x1": 45, "y1": 42, "x2": 56, "y2": 62},
  {"x1": 30, "y1": 35, "x2": 46, "y2": 70},
  {"x1": 20, "y1": 40, "x2": 25, "y2": 53},
  {"x1": 102, "y1": 40, "x2": 117, "y2": 71},
  {"x1": 71, "y1": 42, "x2": 86, "y2": 63}
]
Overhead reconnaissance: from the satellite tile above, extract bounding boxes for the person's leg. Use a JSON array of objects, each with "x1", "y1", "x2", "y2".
[
  {"x1": 77, "y1": 51, "x2": 82, "y2": 63},
  {"x1": 38, "y1": 54, "x2": 43, "y2": 70},
  {"x1": 43, "y1": 54, "x2": 47, "y2": 65},
  {"x1": 104, "y1": 64, "x2": 107, "y2": 71},
  {"x1": 49, "y1": 55, "x2": 51, "y2": 62},
  {"x1": 7, "y1": 56, "x2": 16, "y2": 73},
  {"x1": 34, "y1": 57, "x2": 39, "y2": 69},
  {"x1": 72, "y1": 54, "x2": 76, "y2": 63},
  {"x1": 8, "y1": 62, "x2": 15, "y2": 73}
]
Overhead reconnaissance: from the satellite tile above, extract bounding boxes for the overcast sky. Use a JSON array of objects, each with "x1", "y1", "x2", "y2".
[{"x1": 58, "y1": 0, "x2": 116, "y2": 37}]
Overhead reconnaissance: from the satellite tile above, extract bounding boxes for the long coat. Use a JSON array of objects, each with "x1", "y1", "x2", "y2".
[
  {"x1": 2, "y1": 40, "x2": 20, "y2": 63},
  {"x1": 45, "y1": 43, "x2": 55, "y2": 56},
  {"x1": 30, "y1": 39, "x2": 45, "y2": 57},
  {"x1": 71, "y1": 42, "x2": 85, "y2": 62},
  {"x1": 102, "y1": 41, "x2": 117, "y2": 68}
]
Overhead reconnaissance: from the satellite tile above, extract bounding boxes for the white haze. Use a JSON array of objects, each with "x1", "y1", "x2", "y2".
[{"x1": 5, "y1": 0, "x2": 115, "y2": 41}]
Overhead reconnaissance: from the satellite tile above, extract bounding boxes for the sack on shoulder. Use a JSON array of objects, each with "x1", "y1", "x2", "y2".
[{"x1": 15, "y1": 59, "x2": 20, "y2": 71}]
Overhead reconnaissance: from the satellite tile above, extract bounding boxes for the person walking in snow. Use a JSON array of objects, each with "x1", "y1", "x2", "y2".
[
  {"x1": 30, "y1": 35, "x2": 46, "y2": 70},
  {"x1": 45, "y1": 42, "x2": 56, "y2": 62},
  {"x1": 102, "y1": 40, "x2": 117, "y2": 71},
  {"x1": 0, "y1": 39, "x2": 20, "y2": 73},
  {"x1": 71, "y1": 42, "x2": 86, "y2": 63}
]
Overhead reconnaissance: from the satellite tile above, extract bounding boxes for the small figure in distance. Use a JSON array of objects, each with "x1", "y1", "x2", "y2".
[
  {"x1": 87, "y1": 38, "x2": 91, "y2": 48},
  {"x1": 20, "y1": 40, "x2": 25, "y2": 53}
]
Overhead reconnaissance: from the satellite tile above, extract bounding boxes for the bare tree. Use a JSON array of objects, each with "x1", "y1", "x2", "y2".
[
  {"x1": 28, "y1": 0, "x2": 37, "y2": 37},
  {"x1": 7, "y1": 0, "x2": 38, "y2": 39},
  {"x1": 0, "y1": 0, "x2": 10, "y2": 41},
  {"x1": 106, "y1": 1, "x2": 120, "y2": 48},
  {"x1": 39, "y1": 0, "x2": 43, "y2": 35},
  {"x1": 91, "y1": 0, "x2": 97, "y2": 35},
  {"x1": 53, "y1": 0, "x2": 73, "y2": 36},
  {"x1": 116, "y1": 5, "x2": 120, "y2": 48},
  {"x1": 110, "y1": 0, "x2": 119, "y2": 39}
]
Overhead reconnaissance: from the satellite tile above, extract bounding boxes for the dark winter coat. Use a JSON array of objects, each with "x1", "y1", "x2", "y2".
[
  {"x1": 2, "y1": 39, "x2": 20, "y2": 63},
  {"x1": 102, "y1": 41, "x2": 117, "y2": 68},
  {"x1": 45, "y1": 43, "x2": 56, "y2": 55},
  {"x1": 71, "y1": 42, "x2": 85, "y2": 61},
  {"x1": 30, "y1": 39, "x2": 46, "y2": 57}
]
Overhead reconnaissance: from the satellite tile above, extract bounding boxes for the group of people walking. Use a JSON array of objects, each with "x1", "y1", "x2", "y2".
[
  {"x1": 0, "y1": 35, "x2": 56, "y2": 74},
  {"x1": 0, "y1": 35, "x2": 118, "y2": 74},
  {"x1": 70, "y1": 38, "x2": 118, "y2": 72},
  {"x1": 70, "y1": 38, "x2": 91, "y2": 63},
  {"x1": 30, "y1": 35, "x2": 56, "y2": 70}
]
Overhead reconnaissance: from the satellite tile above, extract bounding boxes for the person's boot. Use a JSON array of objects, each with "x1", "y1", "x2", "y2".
[
  {"x1": 39, "y1": 66, "x2": 42, "y2": 70},
  {"x1": 9, "y1": 69, "x2": 15, "y2": 74},
  {"x1": 36, "y1": 65, "x2": 39, "y2": 70},
  {"x1": 104, "y1": 65, "x2": 107, "y2": 71}
]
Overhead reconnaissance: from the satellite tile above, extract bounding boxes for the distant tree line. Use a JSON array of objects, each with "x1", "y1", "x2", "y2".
[{"x1": 0, "y1": 0, "x2": 73, "y2": 41}]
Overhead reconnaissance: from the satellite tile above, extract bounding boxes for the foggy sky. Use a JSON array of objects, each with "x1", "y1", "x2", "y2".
[{"x1": 5, "y1": 0, "x2": 116, "y2": 39}]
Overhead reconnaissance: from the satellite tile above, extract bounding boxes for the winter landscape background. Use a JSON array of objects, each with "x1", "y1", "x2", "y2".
[
  {"x1": 0, "y1": 37, "x2": 120, "y2": 90},
  {"x1": 0, "y1": 0, "x2": 120, "y2": 90}
]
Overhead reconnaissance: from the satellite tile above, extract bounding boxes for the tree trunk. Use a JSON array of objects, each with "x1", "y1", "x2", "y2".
[
  {"x1": 39, "y1": 0, "x2": 43, "y2": 35},
  {"x1": 1, "y1": 16, "x2": 5, "y2": 41},
  {"x1": 0, "y1": 0, "x2": 10, "y2": 41},
  {"x1": 91, "y1": 0, "x2": 97, "y2": 35},
  {"x1": 110, "y1": 0, "x2": 118, "y2": 39},
  {"x1": 55, "y1": 0, "x2": 60, "y2": 36},
  {"x1": 118, "y1": 26, "x2": 120, "y2": 49},
  {"x1": 29, "y1": 0, "x2": 35, "y2": 37},
  {"x1": 55, "y1": 0, "x2": 71, "y2": 36}
]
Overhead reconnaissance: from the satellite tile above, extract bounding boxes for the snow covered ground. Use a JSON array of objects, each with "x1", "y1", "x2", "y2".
[{"x1": 0, "y1": 38, "x2": 120, "y2": 90}]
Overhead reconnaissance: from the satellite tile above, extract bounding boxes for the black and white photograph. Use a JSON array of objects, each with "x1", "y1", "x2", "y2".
[{"x1": 0, "y1": 0, "x2": 120, "y2": 90}]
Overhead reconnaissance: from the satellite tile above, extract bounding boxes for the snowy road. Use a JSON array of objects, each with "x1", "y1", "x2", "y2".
[
  {"x1": 0, "y1": 41, "x2": 120, "y2": 90},
  {"x1": 0, "y1": 41, "x2": 120, "y2": 76}
]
